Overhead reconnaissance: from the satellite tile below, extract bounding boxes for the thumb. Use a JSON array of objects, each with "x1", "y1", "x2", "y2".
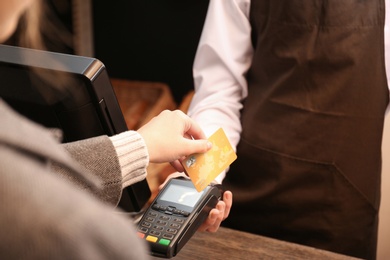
[{"x1": 182, "y1": 139, "x2": 212, "y2": 156}]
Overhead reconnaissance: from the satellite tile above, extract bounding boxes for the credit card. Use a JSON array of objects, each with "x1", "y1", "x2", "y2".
[{"x1": 181, "y1": 128, "x2": 237, "y2": 192}]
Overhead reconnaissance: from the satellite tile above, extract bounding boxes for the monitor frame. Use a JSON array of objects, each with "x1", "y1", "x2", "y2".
[{"x1": 0, "y1": 44, "x2": 150, "y2": 213}]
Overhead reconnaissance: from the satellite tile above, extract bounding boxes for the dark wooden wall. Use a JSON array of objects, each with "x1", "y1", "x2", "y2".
[
  {"x1": 38, "y1": 1, "x2": 209, "y2": 104},
  {"x1": 92, "y1": 1, "x2": 209, "y2": 103}
]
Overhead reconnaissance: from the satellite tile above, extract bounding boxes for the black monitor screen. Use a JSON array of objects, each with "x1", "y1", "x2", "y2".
[
  {"x1": 0, "y1": 44, "x2": 123, "y2": 142},
  {"x1": 0, "y1": 44, "x2": 150, "y2": 212}
]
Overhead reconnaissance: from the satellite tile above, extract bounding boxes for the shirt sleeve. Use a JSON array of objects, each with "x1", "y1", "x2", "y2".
[{"x1": 188, "y1": 0, "x2": 253, "y2": 183}]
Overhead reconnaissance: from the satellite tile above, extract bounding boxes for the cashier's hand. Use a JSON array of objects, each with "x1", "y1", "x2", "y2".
[
  {"x1": 198, "y1": 190, "x2": 232, "y2": 232},
  {"x1": 137, "y1": 110, "x2": 212, "y2": 170}
]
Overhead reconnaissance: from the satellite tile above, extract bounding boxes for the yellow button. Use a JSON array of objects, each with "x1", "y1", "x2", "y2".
[{"x1": 146, "y1": 235, "x2": 158, "y2": 243}]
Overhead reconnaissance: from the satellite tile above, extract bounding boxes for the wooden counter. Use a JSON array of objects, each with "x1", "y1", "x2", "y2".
[{"x1": 150, "y1": 227, "x2": 360, "y2": 260}]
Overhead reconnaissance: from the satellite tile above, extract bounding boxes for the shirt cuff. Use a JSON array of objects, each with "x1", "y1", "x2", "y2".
[{"x1": 109, "y1": 131, "x2": 149, "y2": 188}]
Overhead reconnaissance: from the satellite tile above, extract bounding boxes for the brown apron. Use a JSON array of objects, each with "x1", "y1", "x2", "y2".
[{"x1": 222, "y1": 1, "x2": 389, "y2": 259}]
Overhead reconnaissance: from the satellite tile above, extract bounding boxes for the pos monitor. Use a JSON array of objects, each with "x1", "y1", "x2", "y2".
[{"x1": 0, "y1": 44, "x2": 151, "y2": 213}]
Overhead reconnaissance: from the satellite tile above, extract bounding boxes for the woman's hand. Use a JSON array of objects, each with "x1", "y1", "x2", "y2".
[
  {"x1": 137, "y1": 110, "x2": 212, "y2": 172},
  {"x1": 140, "y1": 110, "x2": 232, "y2": 232}
]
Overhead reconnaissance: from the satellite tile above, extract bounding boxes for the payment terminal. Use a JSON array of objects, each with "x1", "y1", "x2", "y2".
[{"x1": 136, "y1": 178, "x2": 222, "y2": 258}]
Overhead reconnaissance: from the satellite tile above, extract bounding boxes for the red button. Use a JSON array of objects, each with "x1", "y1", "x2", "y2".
[{"x1": 136, "y1": 232, "x2": 145, "y2": 239}]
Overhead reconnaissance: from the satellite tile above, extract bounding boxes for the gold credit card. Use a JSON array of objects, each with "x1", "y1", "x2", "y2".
[{"x1": 181, "y1": 128, "x2": 237, "y2": 192}]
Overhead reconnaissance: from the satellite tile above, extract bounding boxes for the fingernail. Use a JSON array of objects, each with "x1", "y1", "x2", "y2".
[{"x1": 207, "y1": 141, "x2": 212, "y2": 149}]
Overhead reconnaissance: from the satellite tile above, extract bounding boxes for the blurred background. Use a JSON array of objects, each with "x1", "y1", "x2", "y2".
[
  {"x1": 9, "y1": 0, "x2": 389, "y2": 258},
  {"x1": 24, "y1": 0, "x2": 209, "y2": 105}
]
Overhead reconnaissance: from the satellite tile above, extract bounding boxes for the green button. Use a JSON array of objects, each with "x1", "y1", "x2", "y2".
[{"x1": 159, "y1": 239, "x2": 171, "y2": 246}]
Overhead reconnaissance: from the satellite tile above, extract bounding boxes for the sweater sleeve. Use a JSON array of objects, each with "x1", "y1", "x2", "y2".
[
  {"x1": 109, "y1": 131, "x2": 149, "y2": 189},
  {"x1": 57, "y1": 131, "x2": 148, "y2": 206}
]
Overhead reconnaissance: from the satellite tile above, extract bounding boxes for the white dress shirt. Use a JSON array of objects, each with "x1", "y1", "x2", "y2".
[{"x1": 188, "y1": 0, "x2": 390, "y2": 183}]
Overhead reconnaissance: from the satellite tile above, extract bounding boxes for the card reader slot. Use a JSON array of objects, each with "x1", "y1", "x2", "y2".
[{"x1": 175, "y1": 195, "x2": 219, "y2": 255}]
